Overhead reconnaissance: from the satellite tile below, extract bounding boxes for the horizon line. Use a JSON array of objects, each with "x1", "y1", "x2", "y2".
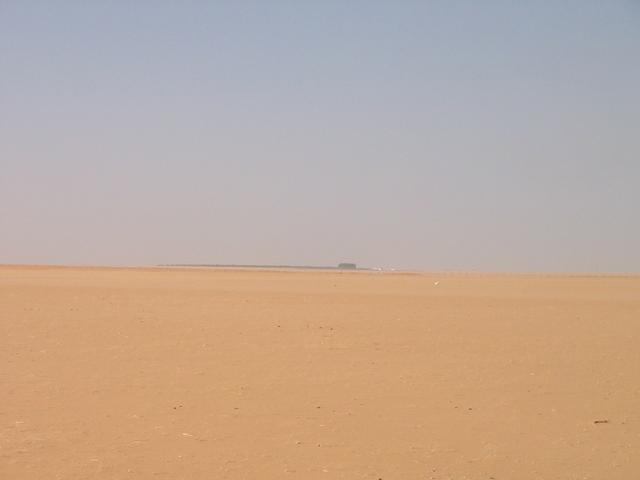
[{"x1": 1, "y1": 263, "x2": 639, "y2": 278}]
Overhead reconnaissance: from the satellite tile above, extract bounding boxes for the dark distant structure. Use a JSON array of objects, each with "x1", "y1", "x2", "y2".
[
  {"x1": 338, "y1": 262, "x2": 357, "y2": 270},
  {"x1": 163, "y1": 262, "x2": 365, "y2": 271}
]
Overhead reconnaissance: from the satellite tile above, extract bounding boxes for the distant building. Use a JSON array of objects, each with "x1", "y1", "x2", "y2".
[{"x1": 338, "y1": 263, "x2": 357, "y2": 270}]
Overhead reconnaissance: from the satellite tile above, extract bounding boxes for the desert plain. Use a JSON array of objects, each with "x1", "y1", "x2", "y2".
[{"x1": 1, "y1": 265, "x2": 639, "y2": 479}]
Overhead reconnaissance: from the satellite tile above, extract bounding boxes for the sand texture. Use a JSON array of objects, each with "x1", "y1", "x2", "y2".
[{"x1": 2, "y1": 265, "x2": 639, "y2": 479}]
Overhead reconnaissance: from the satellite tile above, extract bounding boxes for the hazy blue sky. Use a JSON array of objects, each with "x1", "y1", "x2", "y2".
[{"x1": 1, "y1": 1, "x2": 639, "y2": 272}]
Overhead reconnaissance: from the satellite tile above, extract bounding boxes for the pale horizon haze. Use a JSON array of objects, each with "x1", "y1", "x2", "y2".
[{"x1": 1, "y1": 1, "x2": 639, "y2": 272}]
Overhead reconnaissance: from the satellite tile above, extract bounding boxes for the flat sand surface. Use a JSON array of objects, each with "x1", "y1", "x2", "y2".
[{"x1": 2, "y1": 265, "x2": 639, "y2": 479}]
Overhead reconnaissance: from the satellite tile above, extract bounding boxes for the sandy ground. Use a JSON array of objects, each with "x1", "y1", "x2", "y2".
[{"x1": 1, "y1": 265, "x2": 639, "y2": 479}]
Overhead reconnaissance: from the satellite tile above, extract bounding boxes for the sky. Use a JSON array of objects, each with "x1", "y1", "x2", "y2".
[{"x1": 1, "y1": 1, "x2": 639, "y2": 272}]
